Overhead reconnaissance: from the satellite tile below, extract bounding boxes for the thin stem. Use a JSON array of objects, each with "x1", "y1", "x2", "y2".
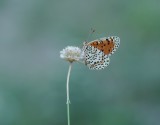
[
  {"x1": 67, "y1": 101, "x2": 70, "y2": 125},
  {"x1": 66, "y1": 63, "x2": 72, "y2": 125}
]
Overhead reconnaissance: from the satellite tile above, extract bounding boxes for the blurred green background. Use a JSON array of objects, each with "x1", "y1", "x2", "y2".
[{"x1": 0, "y1": 0, "x2": 160, "y2": 125}]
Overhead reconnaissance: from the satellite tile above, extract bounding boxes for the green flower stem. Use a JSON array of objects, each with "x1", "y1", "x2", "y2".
[{"x1": 66, "y1": 63, "x2": 72, "y2": 125}]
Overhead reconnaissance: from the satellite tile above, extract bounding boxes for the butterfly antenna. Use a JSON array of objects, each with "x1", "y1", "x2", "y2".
[{"x1": 86, "y1": 28, "x2": 95, "y2": 42}]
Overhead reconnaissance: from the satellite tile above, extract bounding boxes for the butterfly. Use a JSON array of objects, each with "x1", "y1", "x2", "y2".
[{"x1": 82, "y1": 36, "x2": 120, "y2": 70}]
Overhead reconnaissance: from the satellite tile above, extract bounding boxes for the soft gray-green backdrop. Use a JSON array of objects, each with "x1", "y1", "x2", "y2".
[{"x1": 0, "y1": 0, "x2": 160, "y2": 125}]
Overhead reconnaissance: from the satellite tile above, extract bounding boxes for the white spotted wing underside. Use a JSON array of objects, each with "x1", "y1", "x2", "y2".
[{"x1": 83, "y1": 36, "x2": 120, "y2": 70}]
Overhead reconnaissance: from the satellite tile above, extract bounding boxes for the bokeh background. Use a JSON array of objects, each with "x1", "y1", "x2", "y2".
[{"x1": 0, "y1": 0, "x2": 160, "y2": 125}]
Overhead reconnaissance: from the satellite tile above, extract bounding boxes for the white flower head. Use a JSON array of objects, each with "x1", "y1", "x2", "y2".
[{"x1": 60, "y1": 46, "x2": 84, "y2": 63}]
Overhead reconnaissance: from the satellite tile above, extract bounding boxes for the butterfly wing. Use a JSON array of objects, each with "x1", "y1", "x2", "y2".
[
  {"x1": 96, "y1": 36, "x2": 120, "y2": 56},
  {"x1": 83, "y1": 42, "x2": 110, "y2": 70},
  {"x1": 83, "y1": 36, "x2": 120, "y2": 70}
]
